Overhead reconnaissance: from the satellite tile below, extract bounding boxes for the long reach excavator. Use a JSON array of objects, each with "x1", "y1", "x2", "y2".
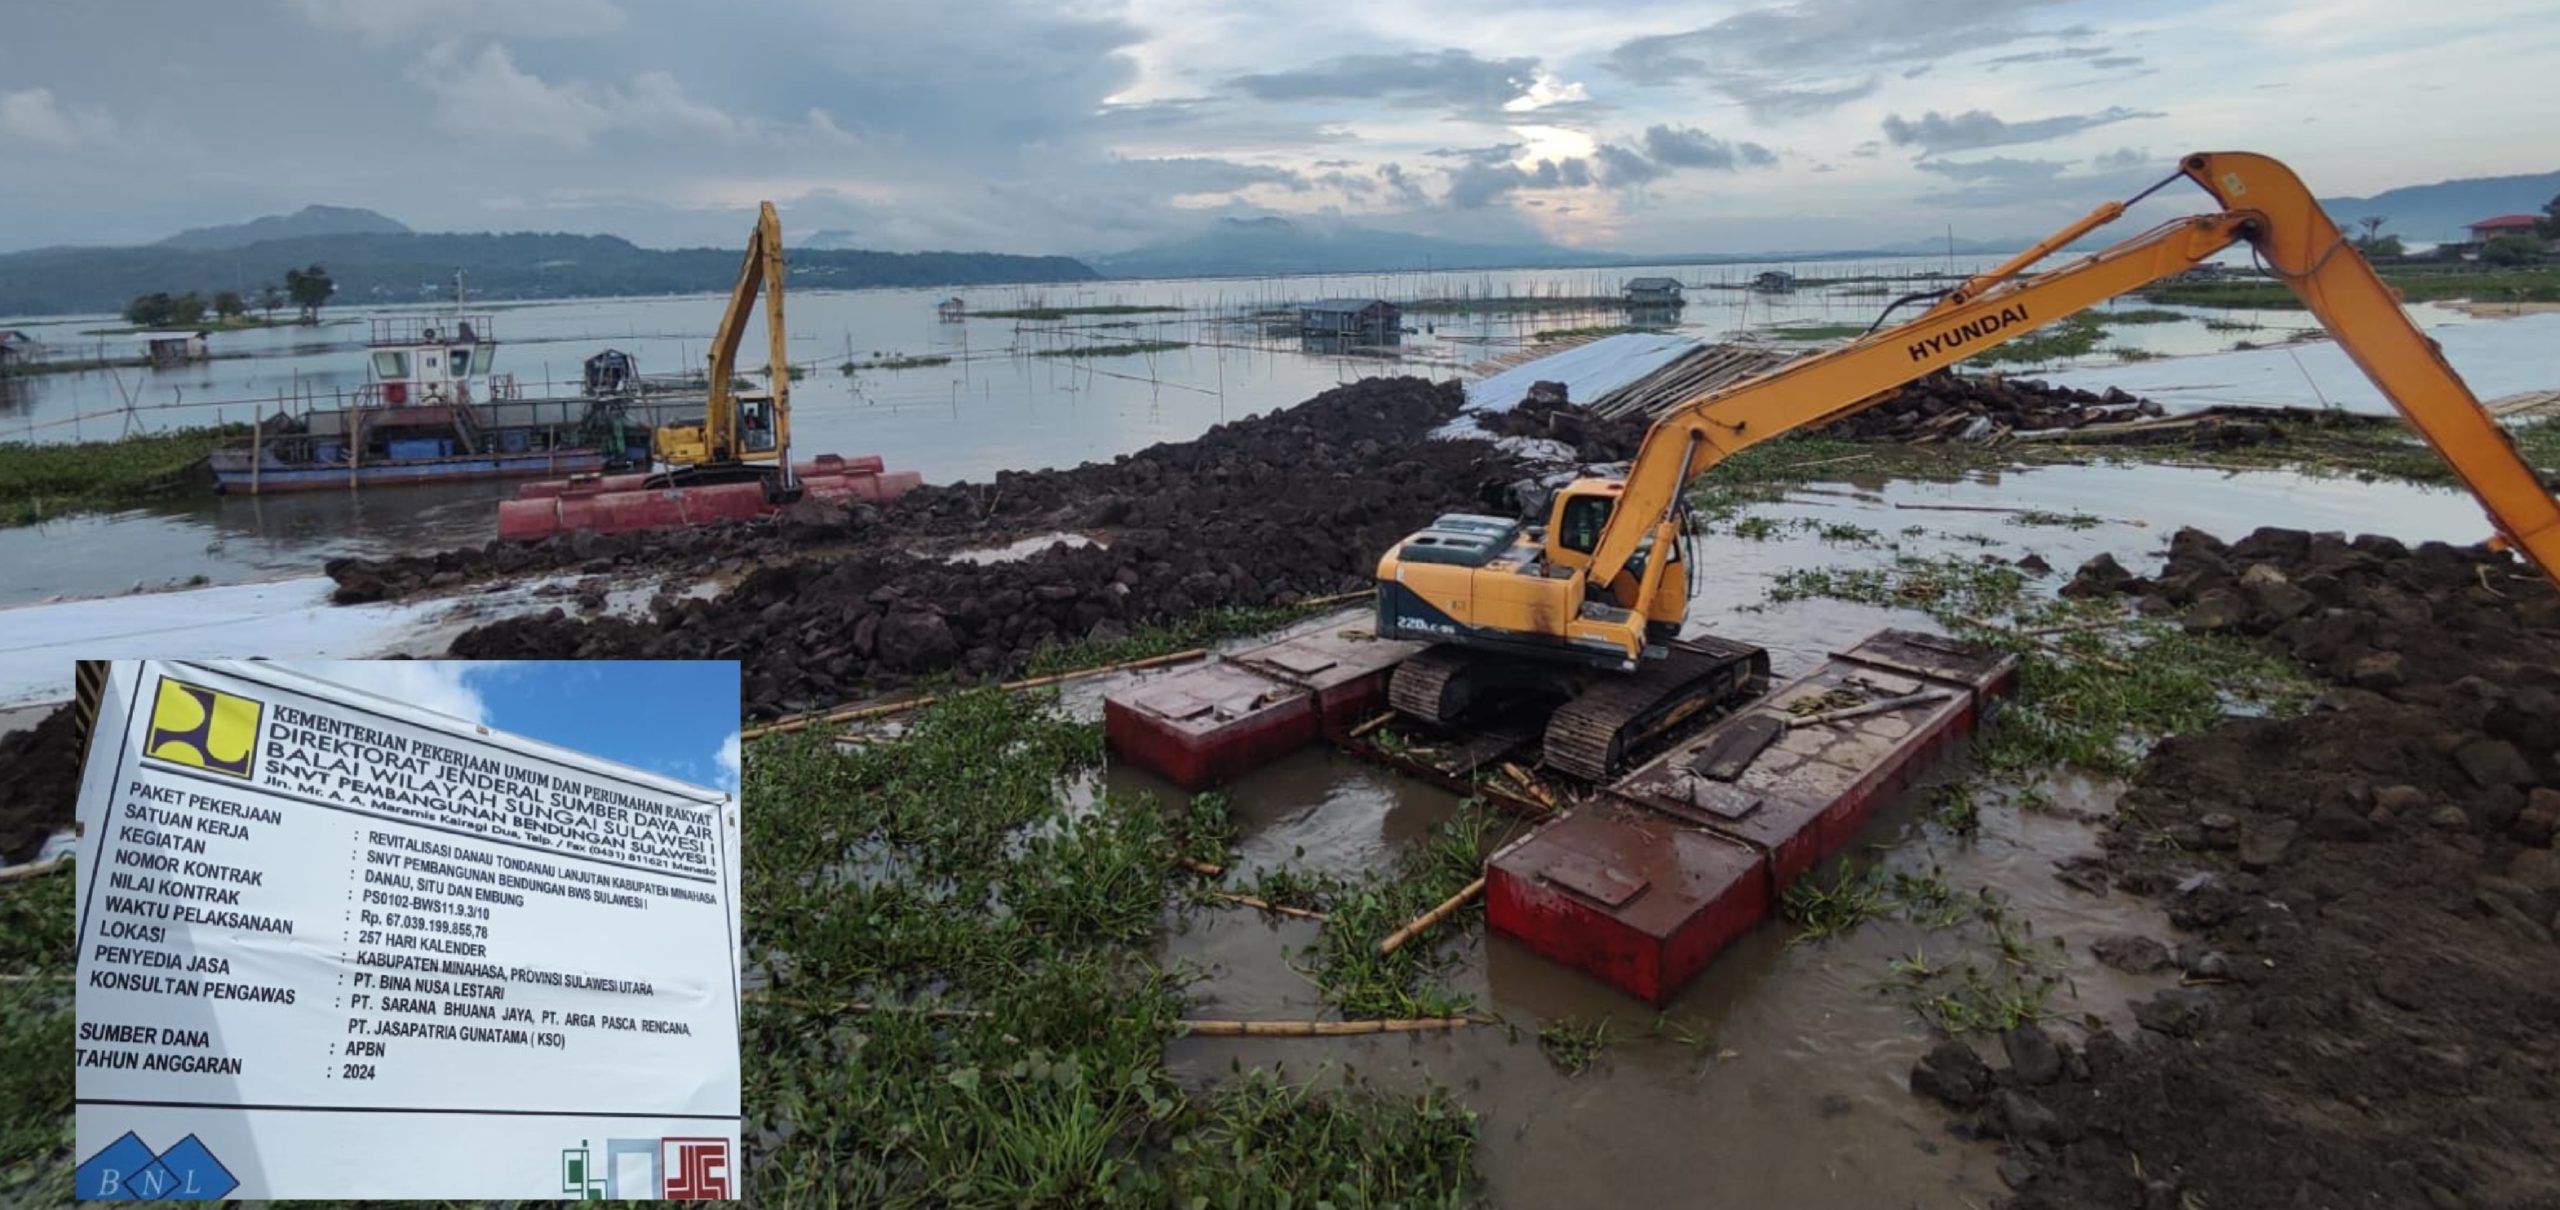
[{"x1": 1378, "y1": 151, "x2": 2560, "y2": 780}]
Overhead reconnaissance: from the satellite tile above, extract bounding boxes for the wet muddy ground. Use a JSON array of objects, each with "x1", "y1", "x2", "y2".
[
  {"x1": 7, "y1": 368, "x2": 2555, "y2": 1205},
  {"x1": 990, "y1": 458, "x2": 2514, "y2": 1208}
]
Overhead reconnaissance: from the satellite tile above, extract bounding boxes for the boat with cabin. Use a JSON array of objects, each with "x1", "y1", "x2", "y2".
[{"x1": 207, "y1": 313, "x2": 686, "y2": 494}]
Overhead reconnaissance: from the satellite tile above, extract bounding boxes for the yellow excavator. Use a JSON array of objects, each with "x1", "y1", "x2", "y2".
[
  {"x1": 1379, "y1": 151, "x2": 2560, "y2": 779},
  {"x1": 652, "y1": 200, "x2": 795, "y2": 492}
]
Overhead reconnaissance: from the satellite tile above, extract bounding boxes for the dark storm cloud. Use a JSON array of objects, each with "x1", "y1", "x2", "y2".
[
  {"x1": 1641, "y1": 125, "x2": 1778, "y2": 170},
  {"x1": 1881, "y1": 107, "x2": 2159, "y2": 155},
  {"x1": 1981, "y1": 46, "x2": 2110, "y2": 67},
  {"x1": 1910, "y1": 156, "x2": 2069, "y2": 182},
  {"x1": 1604, "y1": 0, "x2": 2071, "y2": 121},
  {"x1": 1445, "y1": 155, "x2": 1594, "y2": 208},
  {"x1": 1233, "y1": 49, "x2": 1537, "y2": 109},
  {"x1": 1593, "y1": 144, "x2": 1667, "y2": 187},
  {"x1": 1608, "y1": 0, "x2": 2066, "y2": 78}
]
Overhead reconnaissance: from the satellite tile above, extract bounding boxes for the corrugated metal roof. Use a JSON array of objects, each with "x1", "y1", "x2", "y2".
[
  {"x1": 1462, "y1": 332, "x2": 1699, "y2": 413},
  {"x1": 1623, "y1": 276, "x2": 1682, "y2": 290},
  {"x1": 1300, "y1": 298, "x2": 1394, "y2": 313}
]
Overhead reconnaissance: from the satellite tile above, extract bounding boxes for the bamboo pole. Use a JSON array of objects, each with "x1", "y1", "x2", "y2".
[
  {"x1": 0, "y1": 855, "x2": 71, "y2": 884},
  {"x1": 1378, "y1": 877, "x2": 1486, "y2": 956},
  {"x1": 1347, "y1": 711, "x2": 1397, "y2": 739},
  {"x1": 1176, "y1": 1016, "x2": 1493, "y2": 1036},
  {"x1": 250, "y1": 402, "x2": 262, "y2": 495},
  {"x1": 1786, "y1": 688, "x2": 1959, "y2": 729},
  {"x1": 744, "y1": 991, "x2": 991, "y2": 1019},
  {"x1": 1202, "y1": 890, "x2": 1326, "y2": 921},
  {"x1": 743, "y1": 648, "x2": 1210, "y2": 739}
]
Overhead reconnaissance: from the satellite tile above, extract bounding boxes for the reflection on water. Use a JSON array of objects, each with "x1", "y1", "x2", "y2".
[{"x1": 0, "y1": 481, "x2": 503, "y2": 606}]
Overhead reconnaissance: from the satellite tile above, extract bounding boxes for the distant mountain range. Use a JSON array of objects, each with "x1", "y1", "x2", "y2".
[
  {"x1": 1087, "y1": 216, "x2": 1631, "y2": 277},
  {"x1": 2316, "y1": 171, "x2": 2560, "y2": 241},
  {"x1": 0, "y1": 208, "x2": 1097, "y2": 316},
  {"x1": 9, "y1": 167, "x2": 2551, "y2": 316},
  {"x1": 155, "y1": 204, "x2": 413, "y2": 250}
]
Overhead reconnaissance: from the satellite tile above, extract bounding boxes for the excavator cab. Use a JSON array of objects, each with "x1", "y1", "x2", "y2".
[
  {"x1": 1540, "y1": 479, "x2": 1689, "y2": 626},
  {"x1": 738, "y1": 394, "x2": 778, "y2": 455}
]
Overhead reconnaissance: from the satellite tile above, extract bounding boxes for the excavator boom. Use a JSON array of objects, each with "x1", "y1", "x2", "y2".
[
  {"x1": 1582, "y1": 151, "x2": 2560, "y2": 598},
  {"x1": 656, "y1": 200, "x2": 793, "y2": 482},
  {"x1": 1376, "y1": 150, "x2": 2560, "y2": 778}
]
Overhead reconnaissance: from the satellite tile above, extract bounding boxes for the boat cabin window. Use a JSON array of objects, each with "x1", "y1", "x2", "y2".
[
  {"x1": 1557, "y1": 494, "x2": 1613, "y2": 555},
  {"x1": 371, "y1": 351, "x2": 409, "y2": 379},
  {"x1": 449, "y1": 346, "x2": 473, "y2": 376}
]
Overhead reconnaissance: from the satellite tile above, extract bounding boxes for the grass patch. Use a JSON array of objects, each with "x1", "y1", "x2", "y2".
[
  {"x1": 1020, "y1": 600, "x2": 1347, "y2": 679},
  {"x1": 1781, "y1": 859, "x2": 1888, "y2": 943},
  {"x1": 1401, "y1": 296, "x2": 1627, "y2": 315},
  {"x1": 1301, "y1": 802, "x2": 1510, "y2": 1019},
  {"x1": 1964, "y1": 313, "x2": 2107, "y2": 367},
  {"x1": 1530, "y1": 323, "x2": 1669, "y2": 341},
  {"x1": 978, "y1": 305, "x2": 1185, "y2": 321},
  {"x1": 1535, "y1": 1017, "x2": 1615, "y2": 1075},
  {"x1": 2108, "y1": 346, "x2": 2160, "y2": 362},
  {"x1": 738, "y1": 689, "x2": 1477, "y2": 1207},
  {"x1": 844, "y1": 354, "x2": 954, "y2": 372},
  {"x1": 0, "y1": 356, "x2": 154, "y2": 378},
  {"x1": 2146, "y1": 265, "x2": 2560, "y2": 309},
  {"x1": 0, "y1": 426, "x2": 240, "y2": 526},
  {"x1": 1685, "y1": 431, "x2": 2009, "y2": 520},
  {"x1": 1767, "y1": 553, "x2": 2315, "y2": 778},
  {"x1": 0, "y1": 865, "x2": 73, "y2": 1208},
  {"x1": 1769, "y1": 322, "x2": 1872, "y2": 341},
  {"x1": 1033, "y1": 340, "x2": 1188, "y2": 360},
  {"x1": 2008, "y1": 509, "x2": 2102, "y2": 529},
  {"x1": 2100, "y1": 307, "x2": 2188, "y2": 324}
]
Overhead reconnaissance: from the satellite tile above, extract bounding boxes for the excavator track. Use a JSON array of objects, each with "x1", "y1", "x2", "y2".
[
  {"x1": 1386, "y1": 646, "x2": 1479, "y2": 727},
  {"x1": 1541, "y1": 636, "x2": 1771, "y2": 783}
]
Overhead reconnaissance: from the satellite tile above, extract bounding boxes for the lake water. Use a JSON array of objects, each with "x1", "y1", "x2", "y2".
[{"x1": 0, "y1": 254, "x2": 2504, "y2": 604}]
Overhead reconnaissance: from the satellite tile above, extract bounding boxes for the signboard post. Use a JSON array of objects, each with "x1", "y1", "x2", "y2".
[{"x1": 70, "y1": 660, "x2": 742, "y2": 1200}]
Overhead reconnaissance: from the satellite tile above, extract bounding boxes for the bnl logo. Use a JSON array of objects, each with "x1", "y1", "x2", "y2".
[
  {"x1": 75, "y1": 1131, "x2": 239, "y2": 1200},
  {"x1": 564, "y1": 1136, "x2": 732, "y2": 1199},
  {"x1": 145, "y1": 677, "x2": 263, "y2": 779}
]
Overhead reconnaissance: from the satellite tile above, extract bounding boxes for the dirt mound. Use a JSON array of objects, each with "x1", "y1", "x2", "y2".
[
  {"x1": 1972, "y1": 530, "x2": 2560, "y2": 1208},
  {"x1": 0, "y1": 706, "x2": 80, "y2": 865},
  {"x1": 1474, "y1": 403, "x2": 1650, "y2": 462},
  {"x1": 446, "y1": 378, "x2": 1594, "y2": 718},
  {"x1": 331, "y1": 376, "x2": 1473, "y2": 603},
  {"x1": 1819, "y1": 372, "x2": 2160, "y2": 442}
]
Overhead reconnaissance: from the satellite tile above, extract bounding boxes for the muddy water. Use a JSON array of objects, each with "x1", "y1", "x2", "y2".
[{"x1": 1096, "y1": 460, "x2": 2497, "y2": 1208}]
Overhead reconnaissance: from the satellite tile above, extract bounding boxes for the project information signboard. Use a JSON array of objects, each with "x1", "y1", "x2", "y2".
[{"x1": 70, "y1": 660, "x2": 742, "y2": 1200}]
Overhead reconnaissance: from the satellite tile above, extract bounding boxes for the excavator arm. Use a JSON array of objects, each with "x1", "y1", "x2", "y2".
[
  {"x1": 659, "y1": 200, "x2": 793, "y2": 482},
  {"x1": 1582, "y1": 151, "x2": 2560, "y2": 603}
]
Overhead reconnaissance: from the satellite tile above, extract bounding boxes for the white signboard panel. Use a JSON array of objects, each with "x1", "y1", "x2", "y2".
[{"x1": 71, "y1": 660, "x2": 742, "y2": 1200}]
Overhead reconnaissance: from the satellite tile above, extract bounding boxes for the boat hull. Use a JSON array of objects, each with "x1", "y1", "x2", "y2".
[{"x1": 210, "y1": 449, "x2": 609, "y2": 494}]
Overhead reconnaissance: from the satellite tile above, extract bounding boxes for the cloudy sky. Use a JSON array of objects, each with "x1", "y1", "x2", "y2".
[
  {"x1": 271, "y1": 660, "x2": 743, "y2": 793},
  {"x1": 2, "y1": 0, "x2": 2550, "y2": 256}
]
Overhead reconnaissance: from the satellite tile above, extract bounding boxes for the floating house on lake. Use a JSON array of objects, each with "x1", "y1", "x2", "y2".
[
  {"x1": 1299, "y1": 299, "x2": 1401, "y2": 343},
  {"x1": 937, "y1": 296, "x2": 967, "y2": 322},
  {"x1": 142, "y1": 330, "x2": 209, "y2": 367},
  {"x1": 1749, "y1": 270, "x2": 1795, "y2": 294},
  {"x1": 1622, "y1": 276, "x2": 1685, "y2": 305},
  {"x1": 0, "y1": 330, "x2": 35, "y2": 371}
]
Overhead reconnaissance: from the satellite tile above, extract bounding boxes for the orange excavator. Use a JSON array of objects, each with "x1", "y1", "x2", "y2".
[
  {"x1": 1378, "y1": 151, "x2": 2560, "y2": 779},
  {"x1": 498, "y1": 202, "x2": 920, "y2": 541}
]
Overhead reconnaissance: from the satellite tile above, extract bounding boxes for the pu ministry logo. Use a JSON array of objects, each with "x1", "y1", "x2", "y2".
[{"x1": 145, "y1": 678, "x2": 262, "y2": 779}]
